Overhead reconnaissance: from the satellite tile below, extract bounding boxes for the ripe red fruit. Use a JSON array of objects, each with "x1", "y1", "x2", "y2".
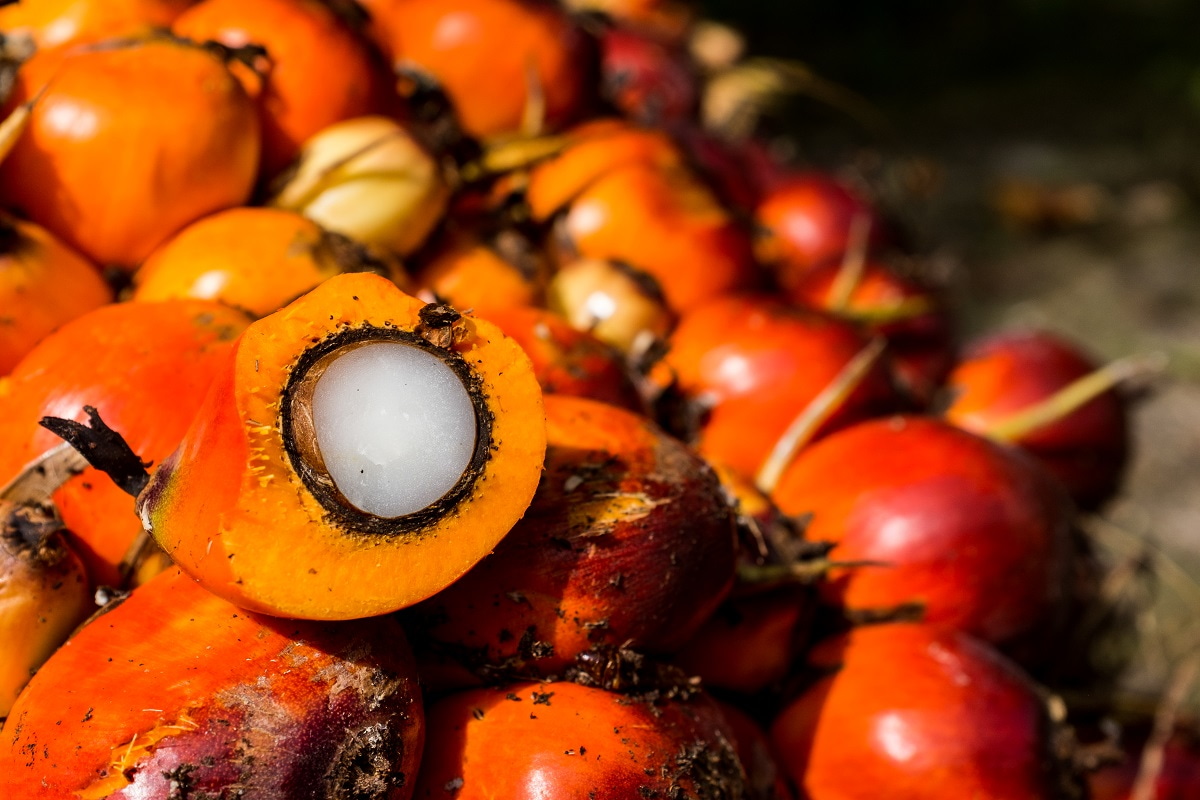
[
  {"x1": 661, "y1": 293, "x2": 897, "y2": 482},
  {"x1": 771, "y1": 623, "x2": 1076, "y2": 799},
  {"x1": 944, "y1": 329, "x2": 1130, "y2": 509},
  {"x1": 599, "y1": 25, "x2": 699, "y2": 124},
  {"x1": 791, "y1": 256, "x2": 954, "y2": 406},
  {"x1": 415, "y1": 681, "x2": 746, "y2": 799},
  {"x1": 771, "y1": 416, "x2": 1071, "y2": 645},
  {"x1": 0, "y1": 568, "x2": 424, "y2": 798},
  {"x1": 755, "y1": 173, "x2": 885, "y2": 290},
  {"x1": 408, "y1": 394, "x2": 736, "y2": 682},
  {"x1": 1088, "y1": 733, "x2": 1200, "y2": 800}
]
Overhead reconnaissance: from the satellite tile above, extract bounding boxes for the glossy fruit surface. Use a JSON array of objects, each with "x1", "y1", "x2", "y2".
[
  {"x1": 140, "y1": 273, "x2": 546, "y2": 619},
  {"x1": 0, "y1": 568, "x2": 424, "y2": 799},
  {"x1": 173, "y1": 0, "x2": 392, "y2": 178},
  {"x1": 415, "y1": 681, "x2": 746, "y2": 799},
  {"x1": 0, "y1": 300, "x2": 251, "y2": 588},
  {"x1": 0, "y1": 37, "x2": 259, "y2": 269},
  {"x1": 410, "y1": 394, "x2": 735, "y2": 679},
  {"x1": 0, "y1": 0, "x2": 196, "y2": 50},
  {"x1": 771, "y1": 416, "x2": 1070, "y2": 644},
  {"x1": 363, "y1": 0, "x2": 592, "y2": 139},
  {"x1": 945, "y1": 329, "x2": 1128, "y2": 509},
  {"x1": 771, "y1": 623, "x2": 1066, "y2": 799},
  {"x1": 0, "y1": 214, "x2": 111, "y2": 375}
]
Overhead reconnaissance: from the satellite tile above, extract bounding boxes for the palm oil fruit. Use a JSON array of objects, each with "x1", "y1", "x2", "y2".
[
  {"x1": 409, "y1": 394, "x2": 736, "y2": 680},
  {"x1": 0, "y1": 212, "x2": 111, "y2": 375},
  {"x1": 546, "y1": 257, "x2": 676, "y2": 356},
  {"x1": 0, "y1": 568, "x2": 424, "y2": 799},
  {"x1": 755, "y1": 172, "x2": 885, "y2": 291},
  {"x1": 771, "y1": 416, "x2": 1071, "y2": 645},
  {"x1": 413, "y1": 228, "x2": 550, "y2": 314},
  {"x1": 599, "y1": 24, "x2": 700, "y2": 125},
  {"x1": 133, "y1": 207, "x2": 406, "y2": 318},
  {"x1": 137, "y1": 273, "x2": 546, "y2": 620},
  {"x1": 268, "y1": 115, "x2": 451, "y2": 258},
  {"x1": 0, "y1": 0, "x2": 196, "y2": 51},
  {"x1": 480, "y1": 306, "x2": 646, "y2": 412},
  {"x1": 362, "y1": 0, "x2": 593, "y2": 140},
  {"x1": 0, "y1": 496, "x2": 90, "y2": 718},
  {"x1": 0, "y1": 35, "x2": 260, "y2": 269},
  {"x1": 173, "y1": 0, "x2": 393, "y2": 179},
  {"x1": 660, "y1": 293, "x2": 897, "y2": 482},
  {"x1": 791, "y1": 256, "x2": 954, "y2": 407},
  {"x1": 0, "y1": 301, "x2": 252, "y2": 589},
  {"x1": 771, "y1": 623, "x2": 1076, "y2": 800},
  {"x1": 944, "y1": 329, "x2": 1130, "y2": 509},
  {"x1": 414, "y1": 681, "x2": 747, "y2": 799}
]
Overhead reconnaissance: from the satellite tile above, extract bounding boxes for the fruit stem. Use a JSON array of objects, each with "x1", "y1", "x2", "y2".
[
  {"x1": 983, "y1": 351, "x2": 1168, "y2": 444},
  {"x1": 1131, "y1": 652, "x2": 1200, "y2": 800},
  {"x1": 737, "y1": 557, "x2": 889, "y2": 587},
  {"x1": 0, "y1": 85, "x2": 43, "y2": 167},
  {"x1": 0, "y1": 442, "x2": 89, "y2": 506},
  {"x1": 39, "y1": 406, "x2": 151, "y2": 498},
  {"x1": 755, "y1": 337, "x2": 886, "y2": 494},
  {"x1": 460, "y1": 134, "x2": 567, "y2": 183},
  {"x1": 828, "y1": 213, "x2": 872, "y2": 312}
]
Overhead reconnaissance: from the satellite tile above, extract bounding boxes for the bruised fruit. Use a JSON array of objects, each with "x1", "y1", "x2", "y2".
[
  {"x1": 408, "y1": 394, "x2": 736, "y2": 681},
  {"x1": 771, "y1": 416, "x2": 1071, "y2": 645},
  {"x1": 0, "y1": 568, "x2": 424, "y2": 799},
  {"x1": 415, "y1": 681, "x2": 747, "y2": 799},
  {"x1": 771, "y1": 623, "x2": 1076, "y2": 800},
  {"x1": 0, "y1": 301, "x2": 252, "y2": 588},
  {"x1": 0, "y1": 496, "x2": 90, "y2": 718},
  {"x1": 138, "y1": 273, "x2": 546, "y2": 619},
  {"x1": 0, "y1": 36, "x2": 260, "y2": 269},
  {"x1": 0, "y1": 213, "x2": 111, "y2": 375}
]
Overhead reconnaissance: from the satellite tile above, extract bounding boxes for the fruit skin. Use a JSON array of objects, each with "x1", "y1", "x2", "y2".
[
  {"x1": 755, "y1": 173, "x2": 884, "y2": 290},
  {"x1": 0, "y1": 213, "x2": 111, "y2": 376},
  {"x1": 0, "y1": 301, "x2": 252, "y2": 588},
  {"x1": 139, "y1": 273, "x2": 547, "y2": 620},
  {"x1": 133, "y1": 206, "x2": 406, "y2": 318},
  {"x1": 661, "y1": 293, "x2": 896, "y2": 481},
  {"x1": 0, "y1": 508, "x2": 91, "y2": 718},
  {"x1": 409, "y1": 394, "x2": 736, "y2": 680},
  {"x1": 1088, "y1": 734, "x2": 1200, "y2": 800},
  {"x1": 362, "y1": 0, "x2": 594, "y2": 140},
  {"x1": 944, "y1": 329, "x2": 1129, "y2": 509},
  {"x1": 0, "y1": 36, "x2": 260, "y2": 269},
  {"x1": 173, "y1": 0, "x2": 394, "y2": 178},
  {"x1": 599, "y1": 24, "x2": 699, "y2": 124},
  {"x1": 0, "y1": 0, "x2": 196, "y2": 50},
  {"x1": 771, "y1": 623, "x2": 1066, "y2": 800},
  {"x1": 771, "y1": 416, "x2": 1071, "y2": 645},
  {"x1": 790, "y1": 256, "x2": 954, "y2": 407},
  {"x1": 414, "y1": 681, "x2": 747, "y2": 799},
  {"x1": 480, "y1": 306, "x2": 646, "y2": 412},
  {"x1": 0, "y1": 568, "x2": 424, "y2": 799}
]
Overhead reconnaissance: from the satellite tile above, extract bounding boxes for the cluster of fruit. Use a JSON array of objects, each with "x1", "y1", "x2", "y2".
[{"x1": 0, "y1": 0, "x2": 1195, "y2": 797}]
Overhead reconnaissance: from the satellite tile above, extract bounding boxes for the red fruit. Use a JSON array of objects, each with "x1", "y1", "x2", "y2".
[
  {"x1": 755, "y1": 173, "x2": 884, "y2": 290},
  {"x1": 791, "y1": 256, "x2": 955, "y2": 406},
  {"x1": 0, "y1": 568, "x2": 424, "y2": 798},
  {"x1": 944, "y1": 329, "x2": 1129, "y2": 509},
  {"x1": 408, "y1": 394, "x2": 736, "y2": 681},
  {"x1": 480, "y1": 306, "x2": 646, "y2": 412},
  {"x1": 717, "y1": 702, "x2": 794, "y2": 800},
  {"x1": 662, "y1": 293, "x2": 897, "y2": 482},
  {"x1": 771, "y1": 623, "x2": 1073, "y2": 799},
  {"x1": 771, "y1": 416, "x2": 1071, "y2": 644},
  {"x1": 599, "y1": 25, "x2": 699, "y2": 124},
  {"x1": 1089, "y1": 733, "x2": 1200, "y2": 800},
  {"x1": 414, "y1": 681, "x2": 746, "y2": 799}
]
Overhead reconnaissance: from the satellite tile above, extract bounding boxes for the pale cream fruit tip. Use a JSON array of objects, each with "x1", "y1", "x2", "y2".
[{"x1": 311, "y1": 342, "x2": 477, "y2": 518}]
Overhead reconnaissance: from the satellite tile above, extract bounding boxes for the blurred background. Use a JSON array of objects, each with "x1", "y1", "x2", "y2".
[{"x1": 700, "y1": 0, "x2": 1200, "y2": 711}]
